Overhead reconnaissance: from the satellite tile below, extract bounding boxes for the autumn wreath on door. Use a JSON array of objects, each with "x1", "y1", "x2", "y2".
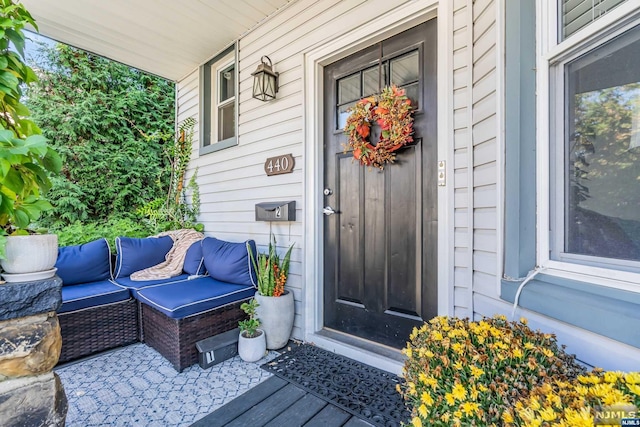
[{"x1": 343, "y1": 85, "x2": 415, "y2": 170}]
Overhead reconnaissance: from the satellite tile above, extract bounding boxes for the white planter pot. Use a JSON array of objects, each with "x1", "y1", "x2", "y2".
[
  {"x1": 255, "y1": 290, "x2": 294, "y2": 350},
  {"x1": 238, "y1": 329, "x2": 266, "y2": 362},
  {"x1": 0, "y1": 234, "x2": 58, "y2": 275}
]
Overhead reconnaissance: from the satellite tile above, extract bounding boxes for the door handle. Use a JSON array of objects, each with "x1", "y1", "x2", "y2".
[{"x1": 323, "y1": 206, "x2": 336, "y2": 216}]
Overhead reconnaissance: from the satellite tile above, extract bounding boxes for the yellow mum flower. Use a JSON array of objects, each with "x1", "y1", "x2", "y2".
[
  {"x1": 440, "y1": 412, "x2": 451, "y2": 422},
  {"x1": 513, "y1": 348, "x2": 524, "y2": 359},
  {"x1": 539, "y1": 406, "x2": 557, "y2": 422},
  {"x1": 524, "y1": 342, "x2": 535, "y2": 350},
  {"x1": 418, "y1": 404, "x2": 428, "y2": 418},
  {"x1": 602, "y1": 388, "x2": 631, "y2": 405},
  {"x1": 411, "y1": 416, "x2": 423, "y2": 427},
  {"x1": 502, "y1": 411, "x2": 514, "y2": 423},
  {"x1": 445, "y1": 393, "x2": 456, "y2": 405},
  {"x1": 405, "y1": 347, "x2": 413, "y2": 358},
  {"x1": 409, "y1": 327, "x2": 418, "y2": 341},
  {"x1": 421, "y1": 392, "x2": 434, "y2": 406},
  {"x1": 625, "y1": 372, "x2": 640, "y2": 385},
  {"x1": 563, "y1": 407, "x2": 594, "y2": 427},
  {"x1": 452, "y1": 383, "x2": 467, "y2": 401},
  {"x1": 461, "y1": 401, "x2": 480, "y2": 416},
  {"x1": 453, "y1": 361, "x2": 464, "y2": 371},
  {"x1": 627, "y1": 384, "x2": 640, "y2": 395},
  {"x1": 520, "y1": 317, "x2": 528, "y2": 325},
  {"x1": 453, "y1": 410, "x2": 463, "y2": 419},
  {"x1": 604, "y1": 371, "x2": 622, "y2": 383},
  {"x1": 432, "y1": 331, "x2": 443, "y2": 341},
  {"x1": 575, "y1": 385, "x2": 589, "y2": 395},
  {"x1": 578, "y1": 374, "x2": 600, "y2": 385},
  {"x1": 470, "y1": 385, "x2": 479, "y2": 400},
  {"x1": 452, "y1": 342, "x2": 464, "y2": 355},
  {"x1": 470, "y1": 366, "x2": 484, "y2": 378},
  {"x1": 541, "y1": 348, "x2": 554, "y2": 358},
  {"x1": 408, "y1": 381, "x2": 417, "y2": 396},
  {"x1": 423, "y1": 376, "x2": 438, "y2": 389}
]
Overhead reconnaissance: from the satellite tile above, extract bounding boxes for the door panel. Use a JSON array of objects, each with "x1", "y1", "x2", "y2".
[{"x1": 323, "y1": 20, "x2": 437, "y2": 348}]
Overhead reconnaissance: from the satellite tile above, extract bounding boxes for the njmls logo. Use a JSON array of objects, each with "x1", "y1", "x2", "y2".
[{"x1": 595, "y1": 405, "x2": 639, "y2": 425}]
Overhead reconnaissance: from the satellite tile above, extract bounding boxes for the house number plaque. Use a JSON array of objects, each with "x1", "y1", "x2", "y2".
[{"x1": 264, "y1": 153, "x2": 295, "y2": 176}]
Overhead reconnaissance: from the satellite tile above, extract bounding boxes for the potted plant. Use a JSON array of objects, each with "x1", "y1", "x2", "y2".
[
  {"x1": 248, "y1": 235, "x2": 294, "y2": 350},
  {"x1": 237, "y1": 298, "x2": 266, "y2": 362},
  {"x1": 0, "y1": 2, "x2": 62, "y2": 281}
]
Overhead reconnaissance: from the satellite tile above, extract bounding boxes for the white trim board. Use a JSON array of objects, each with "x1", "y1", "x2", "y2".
[{"x1": 302, "y1": 0, "x2": 453, "y2": 365}]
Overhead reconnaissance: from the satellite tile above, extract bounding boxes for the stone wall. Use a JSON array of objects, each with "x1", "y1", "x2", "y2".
[{"x1": 0, "y1": 277, "x2": 67, "y2": 426}]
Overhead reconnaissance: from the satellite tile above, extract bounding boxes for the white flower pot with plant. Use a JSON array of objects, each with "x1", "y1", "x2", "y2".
[
  {"x1": 0, "y1": 5, "x2": 61, "y2": 282},
  {"x1": 248, "y1": 235, "x2": 294, "y2": 350},
  {"x1": 237, "y1": 298, "x2": 266, "y2": 362}
]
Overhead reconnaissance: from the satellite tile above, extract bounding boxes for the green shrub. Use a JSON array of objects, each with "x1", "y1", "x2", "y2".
[{"x1": 53, "y1": 216, "x2": 155, "y2": 249}]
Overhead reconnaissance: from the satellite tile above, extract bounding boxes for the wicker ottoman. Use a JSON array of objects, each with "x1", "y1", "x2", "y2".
[{"x1": 141, "y1": 300, "x2": 248, "y2": 372}]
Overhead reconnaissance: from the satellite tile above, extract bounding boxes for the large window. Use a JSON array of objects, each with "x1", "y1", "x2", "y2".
[
  {"x1": 548, "y1": 1, "x2": 640, "y2": 276},
  {"x1": 200, "y1": 44, "x2": 237, "y2": 154}
]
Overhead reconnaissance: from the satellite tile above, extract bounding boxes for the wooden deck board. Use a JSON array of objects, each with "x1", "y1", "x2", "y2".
[
  {"x1": 190, "y1": 376, "x2": 288, "y2": 427},
  {"x1": 226, "y1": 383, "x2": 308, "y2": 427},
  {"x1": 264, "y1": 393, "x2": 328, "y2": 427},
  {"x1": 191, "y1": 376, "x2": 375, "y2": 427},
  {"x1": 302, "y1": 404, "x2": 352, "y2": 426}
]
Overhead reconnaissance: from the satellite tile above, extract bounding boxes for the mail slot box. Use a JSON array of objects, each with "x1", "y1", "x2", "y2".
[{"x1": 255, "y1": 201, "x2": 296, "y2": 222}]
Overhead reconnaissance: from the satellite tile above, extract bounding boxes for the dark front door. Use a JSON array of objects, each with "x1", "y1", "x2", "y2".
[{"x1": 323, "y1": 21, "x2": 438, "y2": 349}]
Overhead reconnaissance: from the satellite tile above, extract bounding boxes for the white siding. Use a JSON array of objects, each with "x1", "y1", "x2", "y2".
[
  {"x1": 452, "y1": 0, "x2": 473, "y2": 319},
  {"x1": 177, "y1": 0, "x2": 410, "y2": 341}
]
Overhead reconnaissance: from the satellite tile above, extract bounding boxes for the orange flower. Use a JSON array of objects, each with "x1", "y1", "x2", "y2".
[{"x1": 356, "y1": 123, "x2": 370, "y2": 138}]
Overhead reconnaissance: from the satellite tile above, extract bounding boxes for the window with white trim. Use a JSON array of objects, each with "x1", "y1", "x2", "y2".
[
  {"x1": 546, "y1": 1, "x2": 640, "y2": 275},
  {"x1": 200, "y1": 45, "x2": 237, "y2": 154}
]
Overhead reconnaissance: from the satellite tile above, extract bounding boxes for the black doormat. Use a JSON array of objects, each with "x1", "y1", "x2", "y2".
[{"x1": 261, "y1": 344, "x2": 410, "y2": 427}]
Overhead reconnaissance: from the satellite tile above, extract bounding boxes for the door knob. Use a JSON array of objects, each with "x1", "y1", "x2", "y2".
[{"x1": 323, "y1": 206, "x2": 336, "y2": 216}]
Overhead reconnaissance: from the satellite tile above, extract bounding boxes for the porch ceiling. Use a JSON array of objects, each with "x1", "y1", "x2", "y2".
[{"x1": 21, "y1": 0, "x2": 293, "y2": 81}]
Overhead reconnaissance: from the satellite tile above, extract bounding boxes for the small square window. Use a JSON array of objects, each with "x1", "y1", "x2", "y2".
[{"x1": 200, "y1": 45, "x2": 237, "y2": 153}]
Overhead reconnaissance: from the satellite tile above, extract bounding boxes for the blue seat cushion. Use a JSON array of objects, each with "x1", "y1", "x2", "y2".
[
  {"x1": 113, "y1": 236, "x2": 173, "y2": 279},
  {"x1": 136, "y1": 277, "x2": 255, "y2": 319},
  {"x1": 183, "y1": 240, "x2": 206, "y2": 276},
  {"x1": 59, "y1": 280, "x2": 131, "y2": 314},
  {"x1": 56, "y1": 238, "x2": 111, "y2": 286},
  {"x1": 111, "y1": 274, "x2": 190, "y2": 297},
  {"x1": 202, "y1": 237, "x2": 257, "y2": 286}
]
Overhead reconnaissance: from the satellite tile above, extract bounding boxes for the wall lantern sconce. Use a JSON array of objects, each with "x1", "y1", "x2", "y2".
[{"x1": 252, "y1": 56, "x2": 279, "y2": 102}]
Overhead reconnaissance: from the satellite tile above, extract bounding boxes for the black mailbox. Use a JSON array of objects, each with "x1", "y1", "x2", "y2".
[{"x1": 255, "y1": 201, "x2": 296, "y2": 222}]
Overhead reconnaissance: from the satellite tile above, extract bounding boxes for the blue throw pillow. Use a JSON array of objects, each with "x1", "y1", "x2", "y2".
[
  {"x1": 55, "y1": 238, "x2": 111, "y2": 286},
  {"x1": 202, "y1": 237, "x2": 257, "y2": 286},
  {"x1": 114, "y1": 236, "x2": 173, "y2": 278},
  {"x1": 183, "y1": 240, "x2": 206, "y2": 276}
]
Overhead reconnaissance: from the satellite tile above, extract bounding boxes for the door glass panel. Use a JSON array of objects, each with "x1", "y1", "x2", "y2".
[
  {"x1": 363, "y1": 65, "x2": 385, "y2": 97},
  {"x1": 338, "y1": 102, "x2": 355, "y2": 129},
  {"x1": 391, "y1": 51, "x2": 419, "y2": 86},
  {"x1": 338, "y1": 73, "x2": 361, "y2": 104},
  {"x1": 403, "y1": 82, "x2": 420, "y2": 110}
]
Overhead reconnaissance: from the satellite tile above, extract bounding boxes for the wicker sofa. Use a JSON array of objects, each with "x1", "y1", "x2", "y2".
[{"x1": 55, "y1": 236, "x2": 256, "y2": 371}]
